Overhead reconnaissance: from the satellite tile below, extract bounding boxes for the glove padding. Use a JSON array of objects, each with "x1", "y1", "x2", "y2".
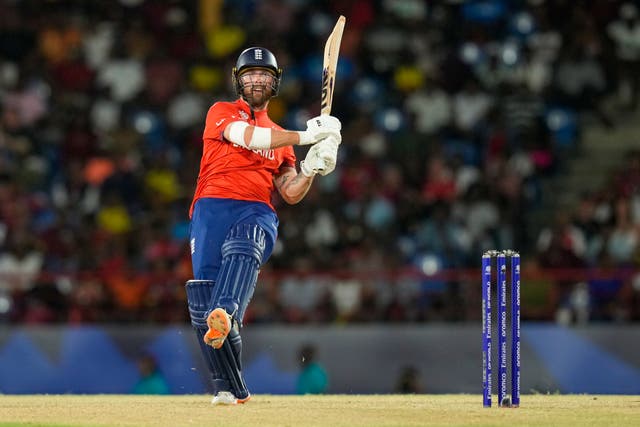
[
  {"x1": 300, "y1": 135, "x2": 339, "y2": 177},
  {"x1": 298, "y1": 114, "x2": 342, "y2": 145}
]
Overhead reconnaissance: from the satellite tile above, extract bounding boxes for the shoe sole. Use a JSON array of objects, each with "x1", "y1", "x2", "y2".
[{"x1": 204, "y1": 308, "x2": 231, "y2": 349}]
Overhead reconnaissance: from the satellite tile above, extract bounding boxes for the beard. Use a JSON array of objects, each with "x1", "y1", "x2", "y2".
[{"x1": 243, "y1": 85, "x2": 272, "y2": 110}]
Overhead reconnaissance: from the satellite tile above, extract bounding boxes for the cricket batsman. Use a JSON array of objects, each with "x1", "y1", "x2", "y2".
[{"x1": 185, "y1": 47, "x2": 342, "y2": 405}]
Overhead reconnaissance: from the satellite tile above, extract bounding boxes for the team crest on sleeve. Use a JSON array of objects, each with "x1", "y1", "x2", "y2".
[{"x1": 239, "y1": 110, "x2": 249, "y2": 120}]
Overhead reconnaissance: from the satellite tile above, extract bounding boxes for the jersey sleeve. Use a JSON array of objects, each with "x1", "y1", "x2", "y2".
[
  {"x1": 281, "y1": 146, "x2": 296, "y2": 170},
  {"x1": 203, "y1": 102, "x2": 238, "y2": 142}
]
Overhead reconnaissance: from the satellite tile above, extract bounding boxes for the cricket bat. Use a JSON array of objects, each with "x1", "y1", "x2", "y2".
[{"x1": 320, "y1": 15, "x2": 346, "y2": 115}]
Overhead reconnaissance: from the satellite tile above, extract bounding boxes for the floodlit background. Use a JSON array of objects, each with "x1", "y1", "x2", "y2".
[{"x1": 0, "y1": 0, "x2": 639, "y2": 395}]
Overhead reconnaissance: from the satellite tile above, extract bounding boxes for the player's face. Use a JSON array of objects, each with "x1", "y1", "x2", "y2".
[{"x1": 239, "y1": 68, "x2": 276, "y2": 109}]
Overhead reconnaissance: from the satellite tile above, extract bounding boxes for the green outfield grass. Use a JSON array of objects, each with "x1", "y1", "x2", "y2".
[{"x1": 0, "y1": 394, "x2": 638, "y2": 427}]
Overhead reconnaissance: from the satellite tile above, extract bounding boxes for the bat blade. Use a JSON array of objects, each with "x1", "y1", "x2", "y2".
[{"x1": 320, "y1": 15, "x2": 346, "y2": 115}]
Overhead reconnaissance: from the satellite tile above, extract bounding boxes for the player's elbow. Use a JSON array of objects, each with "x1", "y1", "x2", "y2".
[
  {"x1": 278, "y1": 185, "x2": 307, "y2": 204},
  {"x1": 281, "y1": 193, "x2": 304, "y2": 205}
]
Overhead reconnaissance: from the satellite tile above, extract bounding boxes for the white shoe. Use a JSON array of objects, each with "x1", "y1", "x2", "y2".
[{"x1": 211, "y1": 391, "x2": 251, "y2": 405}]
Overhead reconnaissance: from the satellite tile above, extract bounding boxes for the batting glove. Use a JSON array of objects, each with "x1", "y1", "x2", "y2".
[
  {"x1": 297, "y1": 114, "x2": 342, "y2": 145},
  {"x1": 300, "y1": 135, "x2": 339, "y2": 177}
]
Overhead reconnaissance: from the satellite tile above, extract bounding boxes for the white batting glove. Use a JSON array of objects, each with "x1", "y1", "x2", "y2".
[
  {"x1": 300, "y1": 135, "x2": 339, "y2": 177},
  {"x1": 316, "y1": 135, "x2": 339, "y2": 176},
  {"x1": 297, "y1": 114, "x2": 342, "y2": 145}
]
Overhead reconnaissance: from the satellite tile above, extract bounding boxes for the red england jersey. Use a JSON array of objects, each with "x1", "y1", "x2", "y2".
[{"x1": 190, "y1": 98, "x2": 297, "y2": 217}]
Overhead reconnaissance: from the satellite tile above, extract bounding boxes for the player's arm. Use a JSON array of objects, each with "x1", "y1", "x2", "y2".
[
  {"x1": 274, "y1": 165, "x2": 314, "y2": 204},
  {"x1": 274, "y1": 135, "x2": 340, "y2": 204},
  {"x1": 223, "y1": 115, "x2": 341, "y2": 150}
]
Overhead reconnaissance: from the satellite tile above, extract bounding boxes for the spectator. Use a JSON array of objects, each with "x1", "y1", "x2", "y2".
[
  {"x1": 0, "y1": 231, "x2": 43, "y2": 293},
  {"x1": 132, "y1": 353, "x2": 170, "y2": 395},
  {"x1": 395, "y1": 365, "x2": 423, "y2": 394},
  {"x1": 552, "y1": 43, "x2": 613, "y2": 128},
  {"x1": 607, "y1": 2, "x2": 640, "y2": 111},
  {"x1": 606, "y1": 197, "x2": 638, "y2": 265},
  {"x1": 404, "y1": 77, "x2": 452, "y2": 136},
  {"x1": 296, "y1": 344, "x2": 328, "y2": 395}
]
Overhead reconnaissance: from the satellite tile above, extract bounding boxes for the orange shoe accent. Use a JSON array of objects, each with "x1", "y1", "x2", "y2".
[
  {"x1": 211, "y1": 391, "x2": 251, "y2": 405},
  {"x1": 203, "y1": 308, "x2": 231, "y2": 349}
]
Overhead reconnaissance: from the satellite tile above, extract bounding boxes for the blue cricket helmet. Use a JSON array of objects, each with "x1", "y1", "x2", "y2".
[{"x1": 232, "y1": 47, "x2": 283, "y2": 97}]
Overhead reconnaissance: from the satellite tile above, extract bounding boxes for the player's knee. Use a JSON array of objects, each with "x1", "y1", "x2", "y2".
[{"x1": 221, "y1": 224, "x2": 266, "y2": 263}]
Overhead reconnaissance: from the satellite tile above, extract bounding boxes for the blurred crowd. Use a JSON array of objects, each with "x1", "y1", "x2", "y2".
[{"x1": 1, "y1": 0, "x2": 639, "y2": 325}]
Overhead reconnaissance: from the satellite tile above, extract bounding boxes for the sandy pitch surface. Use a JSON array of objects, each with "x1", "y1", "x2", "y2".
[{"x1": 1, "y1": 394, "x2": 639, "y2": 427}]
